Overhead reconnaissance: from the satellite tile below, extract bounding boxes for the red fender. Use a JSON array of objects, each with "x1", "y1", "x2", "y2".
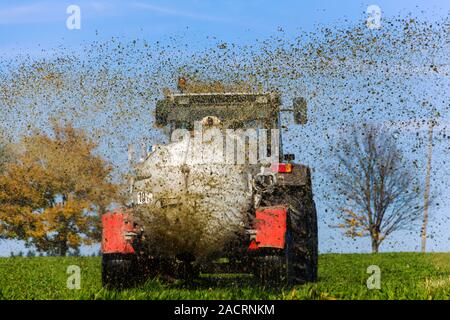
[
  {"x1": 248, "y1": 205, "x2": 287, "y2": 250},
  {"x1": 101, "y1": 211, "x2": 135, "y2": 254}
]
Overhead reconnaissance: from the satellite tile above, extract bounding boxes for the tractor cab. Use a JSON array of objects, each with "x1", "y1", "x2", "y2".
[
  {"x1": 155, "y1": 82, "x2": 307, "y2": 131},
  {"x1": 155, "y1": 92, "x2": 281, "y2": 133},
  {"x1": 154, "y1": 80, "x2": 308, "y2": 166}
]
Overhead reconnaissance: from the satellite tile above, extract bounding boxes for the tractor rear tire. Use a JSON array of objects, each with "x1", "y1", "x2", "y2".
[
  {"x1": 254, "y1": 226, "x2": 296, "y2": 287},
  {"x1": 284, "y1": 186, "x2": 318, "y2": 284},
  {"x1": 257, "y1": 184, "x2": 318, "y2": 286},
  {"x1": 102, "y1": 253, "x2": 138, "y2": 290}
]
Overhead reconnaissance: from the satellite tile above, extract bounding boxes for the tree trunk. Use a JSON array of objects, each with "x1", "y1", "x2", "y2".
[
  {"x1": 59, "y1": 240, "x2": 68, "y2": 256},
  {"x1": 371, "y1": 238, "x2": 379, "y2": 253},
  {"x1": 421, "y1": 120, "x2": 434, "y2": 253}
]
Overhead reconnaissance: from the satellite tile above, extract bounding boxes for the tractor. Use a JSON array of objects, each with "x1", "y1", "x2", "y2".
[{"x1": 101, "y1": 80, "x2": 318, "y2": 288}]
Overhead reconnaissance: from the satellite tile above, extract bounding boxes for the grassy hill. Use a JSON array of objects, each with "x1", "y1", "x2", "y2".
[{"x1": 1, "y1": 253, "x2": 450, "y2": 300}]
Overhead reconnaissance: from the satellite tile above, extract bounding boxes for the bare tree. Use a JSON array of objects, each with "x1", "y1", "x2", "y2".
[{"x1": 330, "y1": 125, "x2": 424, "y2": 253}]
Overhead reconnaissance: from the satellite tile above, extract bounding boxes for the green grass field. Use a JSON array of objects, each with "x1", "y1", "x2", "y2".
[{"x1": 1, "y1": 253, "x2": 450, "y2": 300}]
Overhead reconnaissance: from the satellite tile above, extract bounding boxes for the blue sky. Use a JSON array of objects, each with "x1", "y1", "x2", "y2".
[
  {"x1": 1, "y1": 0, "x2": 449, "y2": 55},
  {"x1": 0, "y1": 0, "x2": 449, "y2": 256}
]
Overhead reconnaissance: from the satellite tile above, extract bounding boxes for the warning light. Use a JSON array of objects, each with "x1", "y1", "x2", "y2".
[
  {"x1": 271, "y1": 163, "x2": 292, "y2": 173},
  {"x1": 178, "y1": 77, "x2": 187, "y2": 92}
]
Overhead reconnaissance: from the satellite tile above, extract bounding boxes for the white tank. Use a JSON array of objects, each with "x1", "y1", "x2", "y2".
[{"x1": 132, "y1": 124, "x2": 255, "y2": 260}]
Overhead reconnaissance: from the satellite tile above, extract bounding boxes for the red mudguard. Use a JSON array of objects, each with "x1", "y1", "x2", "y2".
[
  {"x1": 249, "y1": 205, "x2": 287, "y2": 250},
  {"x1": 101, "y1": 211, "x2": 135, "y2": 254}
]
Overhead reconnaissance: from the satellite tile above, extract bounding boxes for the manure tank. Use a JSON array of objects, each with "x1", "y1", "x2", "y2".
[{"x1": 131, "y1": 125, "x2": 257, "y2": 260}]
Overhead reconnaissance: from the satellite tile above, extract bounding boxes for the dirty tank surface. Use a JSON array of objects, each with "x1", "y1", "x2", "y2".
[{"x1": 131, "y1": 124, "x2": 261, "y2": 260}]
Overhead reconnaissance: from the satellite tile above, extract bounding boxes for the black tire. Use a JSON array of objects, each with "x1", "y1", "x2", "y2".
[
  {"x1": 257, "y1": 183, "x2": 318, "y2": 286},
  {"x1": 253, "y1": 224, "x2": 296, "y2": 287},
  {"x1": 254, "y1": 254, "x2": 286, "y2": 287},
  {"x1": 285, "y1": 186, "x2": 318, "y2": 284},
  {"x1": 102, "y1": 253, "x2": 139, "y2": 290}
]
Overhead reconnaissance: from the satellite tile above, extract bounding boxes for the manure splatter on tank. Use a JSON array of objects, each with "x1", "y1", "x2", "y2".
[{"x1": 0, "y1": 14, "x2": 449, "y2": 253}]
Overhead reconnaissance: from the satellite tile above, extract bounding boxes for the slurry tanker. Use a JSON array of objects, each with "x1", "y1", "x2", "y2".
[{"x1": 101, "y1": 79, "x2": 318, "y2": 288}]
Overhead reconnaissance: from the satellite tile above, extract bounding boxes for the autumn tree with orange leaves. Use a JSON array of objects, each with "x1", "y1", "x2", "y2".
[{"x1": 0, "y1": 124, "x2": 120, "y2": 255}]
